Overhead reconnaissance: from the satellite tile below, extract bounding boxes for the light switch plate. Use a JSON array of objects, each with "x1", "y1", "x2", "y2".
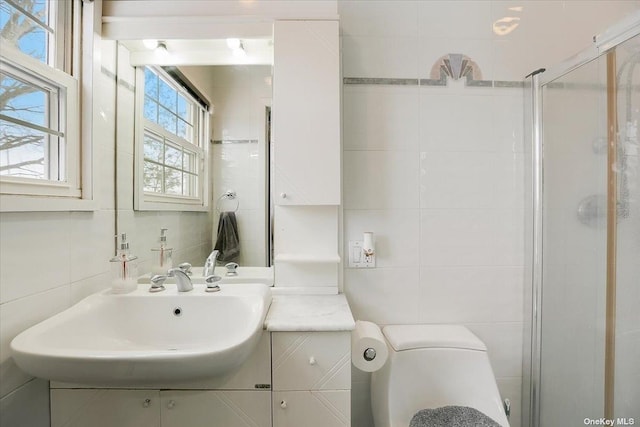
[{"x1": 349, "y1": 241, "x2": 375, "y2": 268}]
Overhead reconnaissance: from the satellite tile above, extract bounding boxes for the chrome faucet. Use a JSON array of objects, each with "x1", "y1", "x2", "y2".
[
  {"x1": 168, "y1": 268, "x2": 193, "y2": 292},
  {"x1": 203, "y1": 250, "x2": 220, "y2": 277}
]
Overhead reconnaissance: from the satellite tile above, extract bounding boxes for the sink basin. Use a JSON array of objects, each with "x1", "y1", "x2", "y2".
[
  {"x1": 10, "y1": 283, "x2": 271, "y2": 386},
  {"x1": 138, "y1": 266, "x2": 274, "y2": 286}
]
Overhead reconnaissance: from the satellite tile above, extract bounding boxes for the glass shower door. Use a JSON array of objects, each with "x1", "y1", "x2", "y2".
[
  {"x1": 536, "y1": 33, "x2": 640, "y2": 426},
  {"x1": 539, "y1": 52, "x2": 609, "y2": 427}
]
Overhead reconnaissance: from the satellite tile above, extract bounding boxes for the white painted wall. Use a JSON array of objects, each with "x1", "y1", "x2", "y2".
[{"x1": 339, "y1": 2, "x2": 640, "y2": 427}]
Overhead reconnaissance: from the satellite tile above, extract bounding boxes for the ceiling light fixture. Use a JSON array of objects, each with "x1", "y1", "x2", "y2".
[
  {"x1": 233, "y1": 42, "x2": 247, "y2": 58},
  {"x1": 227, "y1": 38, "x2": 247, "y2": 58},
  {"x1": 226, "y1": 38, "x2": 241, "y2": 50},
  {"x1": 143, "y1": 39, "x2": 159, "y2": 50},
  {"x1": 156, "y1": 41, "x2": 169, "y2": 58}
]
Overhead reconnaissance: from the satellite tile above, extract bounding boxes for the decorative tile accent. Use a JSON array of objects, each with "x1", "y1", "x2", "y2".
[
  {"x1": 211, "y1": 139, "x2": 258, "y2": 144},
  {"x1": 342, "y1": 77, "x2": 418, "y2": 86},
  {"x1": 494, "y1": 80, "x2": 525, "y2": 88},
  {"x1": 430, "y1": 53, "x2": 482, "y2": 81},
  {"x1": 344, "y1": 53, "x2": 524, "y2": 88}
]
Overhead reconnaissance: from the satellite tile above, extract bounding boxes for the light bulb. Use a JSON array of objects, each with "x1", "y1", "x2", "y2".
[
  {"x1": 233, "y1": 45, "x2": 247, "y2": 58},
  {"x1": 143, "y1": 39, "x2": 158, "y2": 50},
  {"x1": 226, "y1": 38, "x2": 241, "y2": 50},
  {"x1": 156, "y1": 41, "x2": 169, "y2": 58}
]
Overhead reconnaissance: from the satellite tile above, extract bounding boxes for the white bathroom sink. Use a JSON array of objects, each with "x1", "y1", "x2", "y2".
[
  {"x1": 138, "y1": 266, "x2": 274, "y2": 286},
  {"x1": 10, "y1": 283, "x2": 271, "y2": 386}
]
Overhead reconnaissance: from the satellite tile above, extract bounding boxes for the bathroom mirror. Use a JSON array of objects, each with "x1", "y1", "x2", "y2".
[{"x1": 113, "y1": 37, "x2": 274, "y2": 271}]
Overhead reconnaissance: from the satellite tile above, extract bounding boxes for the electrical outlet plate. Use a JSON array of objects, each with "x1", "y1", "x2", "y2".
[{"x1": 349, "y1": 241, "x2": 375, "y2": 268}]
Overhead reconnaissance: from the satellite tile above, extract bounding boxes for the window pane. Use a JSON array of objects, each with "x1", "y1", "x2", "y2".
[
  {"x1": 0, "y1": 1, "x2": 49, "y2": 63},
  {"x1": 144, "y1": 68, "x2": 158, "y2": 99},
  {"x1": 177, "y1": 94, "x2": 190, "y2": 121},
  {"x1": 17, "y1": 22, "x2": 46, "y2": 62},
  {"x1": 176, "y1": 119, "x2": 192, "y2": 141},
  {"x1": 164, "y1": 143, "x2": 181, "y2": 168},
  {"x1": 183, "y1": 172, "x2": 197, "y2": 197},
  {"x1": 164, "y1": 167, "x2": 182, "y2": 195},
  {"x1": 0, "y1": 118, "x2": 47, "y2": 179},
  {"x1": 143, "y1": 97, "x2": 158, "y2": 123},
  {"x1": 143, "y1": 161, "x2": 162, "y2": 193},
  {"x1": 1, "y1": 72, "x2": 48, "y2": 126},
  {"x1": 158, "y1": 106, "x2": 176, "y2": 134},
  {"x1": 158, "y1": 77, "x2": 177, "y2": 111},
  {"x1": 183, "y1": 150, "x2": 197, "y2": 173},
  {"x1": 143, "y1": 133, "x2": 163, "y2": 162}
]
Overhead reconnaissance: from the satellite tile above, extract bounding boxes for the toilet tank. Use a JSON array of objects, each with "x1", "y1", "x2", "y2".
[{"x1": 371, "y1": 325, "x2": 509, "y2": 427}]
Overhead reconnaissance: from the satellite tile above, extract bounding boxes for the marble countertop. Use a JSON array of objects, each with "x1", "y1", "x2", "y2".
[{"x1": 264, "y1": 294, "x2": 355, "y2": 332}]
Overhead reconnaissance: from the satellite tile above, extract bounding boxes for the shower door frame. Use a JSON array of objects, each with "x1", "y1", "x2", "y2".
[{"x1": 523, "y1": 12, "x2": 640, "y2": 427}]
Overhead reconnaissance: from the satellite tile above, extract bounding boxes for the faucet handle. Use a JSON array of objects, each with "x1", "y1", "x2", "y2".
[
  {"x1": 178, "y1": 262, "x2": 192, "y2": 275},
  {"x1": 205, "y1": 275, "x2": 222, "y2": 293},
  {"x1": 149, "y1": 275, "x2": 167, "y2": 293},
  {"x1": 225, "y1": 262, "x2": 239, "y2": 276}
]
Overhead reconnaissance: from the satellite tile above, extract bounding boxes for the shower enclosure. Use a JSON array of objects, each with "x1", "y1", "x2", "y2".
[{"x1": 523, "y1": 14, "x2": 640, "y2": 427}]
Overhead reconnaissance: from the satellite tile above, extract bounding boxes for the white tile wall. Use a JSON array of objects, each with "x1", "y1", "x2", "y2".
[
  {"x1": 343, "y1": 86, "x2": 420, "y2": 151},
  {"x1": 0, "y1": 283, "x2": 70, "y2": 397},
  {"x1": 419, "y1": 209, "x2": 524, "y2": 267},
  {"x1": 0, "y1": 379, "x2": 49, "y2": 427},
  {"x1": 339, "y1": 2, "x2": 639, "y2": 427},
  {"x1": 343, "y1": 151, "x2": 419, "y2": 210},
  {"x1": 344, "y1": 209, "x2": 420, "y2": 268},
  {"x1": 343, "y1": 36, "x2": 420, "y2": 79}
]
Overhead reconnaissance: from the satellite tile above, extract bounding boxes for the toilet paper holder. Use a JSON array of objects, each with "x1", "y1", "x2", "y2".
[{"x1": 364, "y1": 347, "x2": 376, "y2": 361}]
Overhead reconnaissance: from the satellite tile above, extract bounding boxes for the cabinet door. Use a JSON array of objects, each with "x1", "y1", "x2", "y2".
[
  {"x1": 51, "y1": 389, "x2": 160, "y2": 427},
  {"x1": 160, "y1": 390, "x2": 271, "y2": 427},
  {"x1": 273, "y1": 390, "x2": 350, "y2": 427},
  {"x1": 273, "y1": 20, "x2": 340, "y2": 205},
  {"x1": 272, "y1": 331, "x2": 351, "y2": 391}
]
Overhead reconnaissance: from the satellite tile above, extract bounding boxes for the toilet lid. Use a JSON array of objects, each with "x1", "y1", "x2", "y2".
[{"x1": 382, "y1": 325, "x2": 486, "y2": 351}]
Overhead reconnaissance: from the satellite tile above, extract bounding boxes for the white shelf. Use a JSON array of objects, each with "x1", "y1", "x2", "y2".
[{"x1": 274, "y1": 253, "x2": 341, "y2": 264}]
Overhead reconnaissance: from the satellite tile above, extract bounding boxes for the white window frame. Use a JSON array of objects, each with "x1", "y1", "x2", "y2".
[
  {"x1": 0, "y1": 0, "x2": 95, "y2": 212},
  {"x1": 134, "y1": 66, "x2": 209, "y2": 212}
]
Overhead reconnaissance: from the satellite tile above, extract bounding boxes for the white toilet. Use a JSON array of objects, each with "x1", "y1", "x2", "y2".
[{"x1": 371, "y1": 324, "x2": 510, "y2": 427}]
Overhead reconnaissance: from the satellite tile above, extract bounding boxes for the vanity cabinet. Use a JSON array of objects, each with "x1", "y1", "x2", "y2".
[
  {"x1": 50, "y1": 332, "x2": 273, "y2": 427},
  {"x1": 273, "y1": 20, "x2": 340, "y2": 206},
  {"x1": 160, "y1": 390, "x2": 271, "y2": 427},
  {"x1": 49, "y1": 329, "x2": 353, "y2": 427},
  {"x1": 51, "y1": 389, "x2": 160, "y2": 427},
  {"x1": 271, "y1": 331, "x2": 351, "y2": 427},
  {"x1": 51, "y1": 389, "x2": 271, "y2": 427}
]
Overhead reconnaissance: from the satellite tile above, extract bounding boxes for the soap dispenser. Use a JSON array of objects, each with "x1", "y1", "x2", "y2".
[
  {"x1": 110, "y1": 233, "x2": 139, "y2": 293},
  {"x1": 151, "y1": 227, "x2": 173, "y2": 275}
]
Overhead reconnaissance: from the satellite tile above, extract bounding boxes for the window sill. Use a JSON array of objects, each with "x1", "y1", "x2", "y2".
[
  {"x1": 134, "y1": 200, "x2": 209, "y2": 212},
  {"x1": 0, "y1": 194, "x2": 96, "y2": 212}
]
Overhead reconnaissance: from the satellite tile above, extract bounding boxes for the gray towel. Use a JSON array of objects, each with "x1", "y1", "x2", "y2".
[
  {"x1": 409, "y1": 406, "x2": 501, "y2": 427},
  {"x1": 214, "y1": 211, "x2": 240, "y2": 262}
]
